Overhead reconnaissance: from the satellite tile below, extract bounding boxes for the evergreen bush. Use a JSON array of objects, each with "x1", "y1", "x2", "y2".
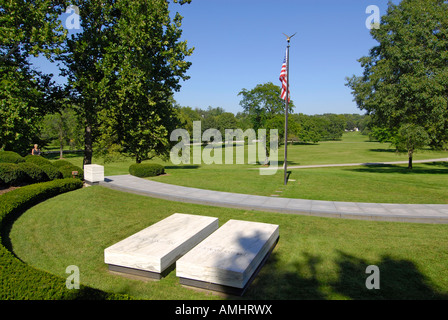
[{"x1": 129, "y1": 163, "x2": 165, "y2": 178}]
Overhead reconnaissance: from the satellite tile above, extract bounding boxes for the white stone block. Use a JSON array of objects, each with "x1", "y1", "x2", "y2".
[
  {"x1": 104, "y1": 213, "x2": 219, "y2": 279},
  {"x1": 176, "y1": 219, "x2": 279, "y2": 295},
  {"x1": 83, "y1": 164, "x2": 104, "y2": 183}
]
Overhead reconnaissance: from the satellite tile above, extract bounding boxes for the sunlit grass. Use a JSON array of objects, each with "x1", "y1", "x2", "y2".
[{"x1": 10, "y1": 186, "x2": 448, "y2": 300}]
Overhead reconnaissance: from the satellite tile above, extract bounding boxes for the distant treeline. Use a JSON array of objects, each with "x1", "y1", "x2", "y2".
[{"x1": 175, "y1": 105, "x2": 369, "y2": 144}]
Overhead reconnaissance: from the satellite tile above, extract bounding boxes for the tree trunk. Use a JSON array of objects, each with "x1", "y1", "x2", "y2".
[
  {"x1": 84, "y1": 125, "x2": 93, "y2": 165},
  {"x1": 59, "y1": 140, "x2": 63, "y2": 159},
  {"x1": 408, "y1": 149, "x2": 413, "y2": 169}
]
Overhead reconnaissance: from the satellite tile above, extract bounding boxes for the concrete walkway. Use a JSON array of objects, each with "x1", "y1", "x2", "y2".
[
  {"x1": 288, "y1": 158, "x2": 448, "y2": 169},
  {"x1": 100, "y1": 175, "x2": 448, "y2": 224}
]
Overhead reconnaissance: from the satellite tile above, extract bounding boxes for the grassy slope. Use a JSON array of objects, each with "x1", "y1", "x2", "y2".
[{"x1": 10, "y1": 186, "x2": 448, "y2": 300}]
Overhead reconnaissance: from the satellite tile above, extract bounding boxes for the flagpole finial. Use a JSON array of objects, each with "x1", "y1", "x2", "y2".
[{"x1": 283, "y1": 32, "x2": 297, "y2": 43}]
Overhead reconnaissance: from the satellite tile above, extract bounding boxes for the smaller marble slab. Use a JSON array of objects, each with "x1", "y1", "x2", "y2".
[
  {"x1": 104, "y1": 213, "x2": 219, "y2": 280},
  {"x1": 176, "y1": 219, "x2": 279, "y2": 295},
  {"x1": 84, "y1": 164, "x2": 104, "y2": 185}
]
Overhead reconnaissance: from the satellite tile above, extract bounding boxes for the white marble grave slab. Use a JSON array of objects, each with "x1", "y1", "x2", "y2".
[
  {"x1": 84, "y1": 164, "x2": 104, "y2": 183},
  {"x1": 104, "y1": 213, "x2": 219, "y2": 279},
  {"x1": 176, "y1": 219, "x2": 279, "y2": 294}
]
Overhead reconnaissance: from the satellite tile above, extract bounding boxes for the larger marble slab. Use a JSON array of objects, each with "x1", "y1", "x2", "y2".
[
  {"x1": 104, "y1": 213, "x2": 219, "y2": 280},
  {"x1": 176, "y1": 219, "x2": 279, "y2": 295}
]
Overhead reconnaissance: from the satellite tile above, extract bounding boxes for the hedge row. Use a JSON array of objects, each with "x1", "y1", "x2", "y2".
[
  {"x1": 0, "y1": 179, "x2": 130, "y2": 300},
  {"x1": 129, "y1": 163, "x2": 165, "y2": 178},
  {"x1": 0, "y1": 151, "x2": 83, "y2": 187}
]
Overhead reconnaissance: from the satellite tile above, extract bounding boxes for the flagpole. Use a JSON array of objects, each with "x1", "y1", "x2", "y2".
[{"x1": 283, "y1": 39, "x2": 290, "y2": 185}]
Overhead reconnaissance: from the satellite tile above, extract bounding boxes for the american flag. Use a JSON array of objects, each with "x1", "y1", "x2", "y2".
[{"x1": 279, "y1": 49, "x2": 290, "y2": 102}]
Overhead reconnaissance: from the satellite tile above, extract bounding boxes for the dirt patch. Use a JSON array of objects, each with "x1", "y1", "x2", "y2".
[{"x1": 0, "y1": 186, "x2": 20, "y2": 195}]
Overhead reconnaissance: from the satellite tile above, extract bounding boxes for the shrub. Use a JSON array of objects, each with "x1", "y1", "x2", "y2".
[
  {"x1": 16, "y1": 162, "x2": 48, "y2": 183},
  {"x1": 0, "y1": 163, "x2": 25, "y2": 186},
  {"x1": 52, "y1": 159, "x2": 74, "y2": 168},
  {"x1": 0, "y1": 151, "x2": 25, "y2": 164},
  {"x1": 40, "y1": 164, "x2": 63, "y2": 180},
  {"x1": 129, "y1": 163, "x2": 165, "y2": 178},
  {"x1": 0, "y1": 179, "x2": 130, "y2": 300},
  {"x1": 58, "y1": 165, "x2": 84, "y2": 180},
  {"x1": 24, "y1": 154, "x2": 52, "y2": 167}
]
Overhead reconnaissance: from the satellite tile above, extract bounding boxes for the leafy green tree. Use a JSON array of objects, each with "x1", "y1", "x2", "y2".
[
  {"x1": 61, "y1": 0, "x2": 193, "y2": 164},
  {"x1": 346, "y1": 0, "x2": 448, "y2": 151},
  {"x1": 40, "y1": 108, "x2": 83, "y2": 158},
  {"x1": 216, "y1": 112, "x2": 237, "y2": 139},
  {"x1": 0, "y1": 1, "x2": 67, "y2": 154},
  {"x1": 395, "y1": 124, "x2": 430, "y2": 169},
  {"x1": 290, "y1": 114, "x2": 322, "y2": 144},
  {"x1": 238, "y1": 82, "x2": 294, "y2": 132},
  {"x1": 238, "y1": 82, "x2": 294, "y2": 162},
  {"x1": 318, "y1": 114, "x2": 346, "y2": 140},
  {"x1": 175, "y1": 105, "x2": 202, "y2": 136}
]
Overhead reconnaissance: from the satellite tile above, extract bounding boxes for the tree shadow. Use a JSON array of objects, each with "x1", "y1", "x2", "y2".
[
  {"x1": 330, "y1": 251, "x2": 448, "y2": 300},
  {"x1": 291, "y1": 142, "x2": 319, "y2": 146},
  {"x1": 369, "y1": 148, "x2": 397, "y2": 153},
  {"x1": 422, "y1": 161, "x2": 448, "y2": 169},
  {"x1": 345, "y1": 163, "x2": 448, "y2": 175},
  {"x1": 244, "y1": 251, "x2": 327, "y2": 300},
  {"x1": 164, "y1": 165, "x2": 201, "y2": 170},
  {"x1": 44, "y1": 152, "x2": 84, "y2": 160},
  {"x1": 243, "y1": 250, "x2": 448, "y2": 300}
]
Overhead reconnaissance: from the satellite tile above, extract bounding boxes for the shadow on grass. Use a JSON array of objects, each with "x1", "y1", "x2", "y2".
[
  {"x1": 244, "y1": 250, "x2": 448, "y2": 300},
  {"x1": 345, "y1": 163, "x2": 448, "y2": 175},
  {"x1": 164, "y1": 165, "x2": 201, "y2": 170},
  {"x1": 44, "y1": 152, "x2": 84, "y2": 160},
  {"x1": 369, "y1": 148, "x2": 397, "y2": 153}
]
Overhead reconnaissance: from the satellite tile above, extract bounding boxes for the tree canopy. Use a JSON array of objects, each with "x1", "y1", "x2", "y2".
[
  {"x1": 0, "y1": 1, "x2": 67, "y2": 154},
  {"x1": 60, "y1": 0, "x2": 194, "y2": 164},
  {"x1": 346, "y1": 0, "x2": 448, "y2": 155}
]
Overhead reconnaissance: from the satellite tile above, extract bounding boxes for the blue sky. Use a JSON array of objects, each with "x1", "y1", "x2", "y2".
[
  {"x1": 171, "y1": 0, "x2": 393, "y2": 115},
  {"x1": 31, "y1": 0, "x2": 394, "y2": 115}
]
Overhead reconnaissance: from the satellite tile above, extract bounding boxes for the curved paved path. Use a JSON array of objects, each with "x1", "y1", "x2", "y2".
[
  {"x1": 287, "y1": 158, "x2": 448, "y2": 169},
  {"x1": 99, "y1": 175, "x2": 448, "y2": 224}
]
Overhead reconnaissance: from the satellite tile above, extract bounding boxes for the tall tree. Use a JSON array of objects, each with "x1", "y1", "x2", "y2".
[
  {"x1": 238, "y1": 82, "x2": 294, "y2": 162},
  {"x1": 0, "y1": 1, "x2": 67, "y2": 154},
  {"x1": 238, "y1": 82, "x2": 294, "y2": 132},
  {"x1": 346, "y1": 0, "x2": 448, "y2": 161},
  {"x1": 61, "y1": 0, "x2": 193, "y2": 164}
]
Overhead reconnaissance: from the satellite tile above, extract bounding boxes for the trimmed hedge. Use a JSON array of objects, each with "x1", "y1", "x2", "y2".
[
  {"x1": 129, "y1": 163, "x2": 165, "y2": 178},
  {"x1": 0, "y1": 163, "x2": 25, "y2": 186},
  {"x1": 24, "y1": 154, "x2": 52, "y2": 167},
  {"x1": 40, "y1": 164, "x2": 63, "y2": 180},
  {"x1": 0, "y1": 151, "x2": 25, "y2": 164},
  {"x1": 52, "y1": 160, "x2": 74, "y2": 168},
  {"x1": 17, "y1": 162, "x2": 48, "y2": 184},
  {"x1": 0, "y1": 179, "x2": 130, "y2": 300},
  {"x1": 58, "y1": 164, "x2": 84, "y2": 180}
]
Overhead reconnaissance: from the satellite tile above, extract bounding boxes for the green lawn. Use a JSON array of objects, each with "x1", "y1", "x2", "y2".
[
  {"x1": 9, "y1": 186, "x2": 448, "y2": 300},
  {"x1": 45, "y1": 132, "x2": 448, "y2": 204}
]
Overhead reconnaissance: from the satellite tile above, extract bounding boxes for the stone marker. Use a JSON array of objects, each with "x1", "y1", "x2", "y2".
[
  {"x1": 176, "y1": 219, "x2": 279, "y2": 295},
  {"x1": 104, "y1": 213, "x2": 219, "y2": 280},
  {"x1": 84, "y1": 164, "x2": 104, "y2": 185}
]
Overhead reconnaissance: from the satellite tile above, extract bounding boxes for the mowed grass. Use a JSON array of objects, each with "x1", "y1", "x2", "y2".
[
  {"x1": 9, "y1": 186, "x2": 448, "y2": 300},
  {"x1": 47, "y1": 132, "x2": 448, "y2": 204}
]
